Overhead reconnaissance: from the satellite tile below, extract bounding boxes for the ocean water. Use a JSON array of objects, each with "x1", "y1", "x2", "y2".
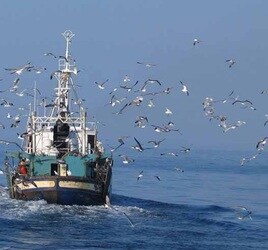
[{"x1": 0, "y1": 149, "x2": 267, "y2": 250}]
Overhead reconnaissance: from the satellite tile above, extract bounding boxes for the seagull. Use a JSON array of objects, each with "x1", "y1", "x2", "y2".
[
  {"x1": 1, "y1": 99, "x2": 13, "y2": 107},
  {"x1": 151, "y1": 125, "x2": 167, "y2": 133},
  {"x1": 261, "y1": 89, "x2": 268, "y2": 94},
  {"x1": 235, "y1": 206, "x2": 252, "y2": 220},
  {"x1": 120, "y1": 80, "x2": 139, "y2": 92},
  {"x1": 44, "y1": 52, "x2": 57, "y2": 58},
  {"x1": 180, "y1": 81, "x2": 189, "y2": 96},
  {"x1": 131, "y1": 137, "x2": 144, "y2": 152},
  {"x1": 15, "y1": 89, "x2": 33, "y2": 97},
  {"x1": 10, "y1": 115, "x2": 21, "y2": 128},
  {"x1": 114, "y1": 96, "x2": 143, "y2": 114},
  {"x1": 123, "y1": 75, "x2": 130, "y2": 83},
  {"x1": 256, "y1": 137, "x2": 268, "y2": 151},
  {"x1": 129, "y1": 96, "x2": 144, "y2": 106},
  {"x1": 13, "y1": 77, "x2": 20, "y2": 86},
  {"x1": 108, "y1": 95, "x2": 126, "y2": 107},
  {"x1": 232, "y1": 99, "x2": 256, "y2": 110},
  {"x1": 137, "y1": 171, "x2": 143, "y2": 181},
  {"x1": 0, "y1": 123, "x2": 5, "y2": 129},
  {"x1": 193, "y1": 38, "x2": 201, "y2": 46},
  {"x1": 155, "y1": 175, "x2": 161, "y2": 181},
  {"x1": 29, "y1": 67, "x2": 47, "y2": 74},
  {"x1": 212, "y1": 91, "x2": 236, "y2": 104},
  {"x1": 240, "y1": 153, "x2": 260, "y2": 166},
  {"x1": 174, "y1": 167, "x2": 184, "y2": 172},
  {"x1": 17, "y1": 132, "x2": 28, "y2": 140},
  {"x1": 67, "y1": 169, "x2": 72, "y2": 176},
  {"x1": 50, "y1": 70, "x2": 62, "y2": 80},
  {"x1": 165, "y1": 108, "x2": 173, "y2": 116},
  {"x1": 95, "y1": 79, "x2": 109, "y2": 90},
  {"x1": 162, "y1": 87, "x2": 173, "y2": 95},
  {"x1": 104, "y1": 196, "x2": 135, "y2": 227},
  {"x1": 4, "y1": 62, "x2": 33, "y2": 75},
  {"x1": 110, "y1": 136, "x2": 129, "y2": 152},
  {"x1": 131, "y1": 137, "x2": 151, "y2": 152},
  {"x1": 147, "y1": 139, "x2": 165, "y2": 148},
  {"x1": 119, "y1": 155, "x2": 135, "y2": 164},
  {"x1": 226, "y1": 59, "x2": 236, "y2": 68},
  {"x1": 72, "y1": 98, "x2": 85, "y2": 105},
  {"x1": 147, "y1": 99, "x2": 155, "y2": 108},
  {"x1": 54, "y1": 170, "x2": 59, "y2": 176},
  {"x1": 137, "y1": 61, "x2": 156, "y2": 68},
  {"x1": 160, "y1": 152, "x2": 179, "y2": 157},
  {"x1": 109, "y1": 88, "x2": 118, "y2": 95},
  {"x1": 59, "y1": 55, "x2": 68, "y2": 62},
  {"x1": 264, "y1": 114, "x2": 268, "y2": 126},
  {"x1": 218, "y1": 117, "x2": 246, "y2": 133},
  {"x1": 180, "y1": 146, "x2": 191, "y2": 153},
  {"x1": 0, "y1": 139, "x2": 23, "y2": 151},
  {"x1": 134, "y1": 116, "x2": 148, "y2": 128},
  {"x1": 140, "y1": 79, "x2": 161, "y2": 92},
  {"x1": 115, "y1": 103, "x2": 129, "y2": 115},
  {"x1": 162, "y1": 126, "x2": 182, "y2": 134}
]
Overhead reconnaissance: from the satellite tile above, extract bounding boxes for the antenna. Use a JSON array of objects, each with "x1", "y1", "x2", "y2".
[
  {"x1": 33, "y1": 81, "x2": 37, "y2": 113},
  {"x1": 62, "y1": 30, "x2": 75, "y2": 61}
]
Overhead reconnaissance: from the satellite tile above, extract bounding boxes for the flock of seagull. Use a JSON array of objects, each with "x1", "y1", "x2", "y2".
[
  {"x1": 95, "y1": 71, "x2": 192, "y2": 182},
  {"x1": 0, "y1": 38, "x2": 260, "y2": 220}
]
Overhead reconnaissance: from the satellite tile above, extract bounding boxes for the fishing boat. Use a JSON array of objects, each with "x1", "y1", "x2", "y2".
[{"x1": 4, "y1": 30, "x2": 113, "y2": 206}]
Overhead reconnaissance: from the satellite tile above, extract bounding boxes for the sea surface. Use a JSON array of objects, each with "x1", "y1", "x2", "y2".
[{"x1": 0, "y1": 149, "x2": 267, "y2": 250}]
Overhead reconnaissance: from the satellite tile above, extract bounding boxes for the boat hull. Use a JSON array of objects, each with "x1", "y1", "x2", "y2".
[{"x1": 12, "y1": 176, "x2": 112, "y2": 206}]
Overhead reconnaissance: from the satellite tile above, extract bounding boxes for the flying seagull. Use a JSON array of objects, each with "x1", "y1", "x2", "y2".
[
  {"x1": 119, "y1": 155, "x2": 135, "y2": 164},
  {"x1": 193, "y1": 38, "x2": 201, "y2": 46},
  {"x1": 180, "y1": 81, "x2": 189, "y2": 96},
  {"x1": 165, "y1": 108, "x2": 173, "y2": 116},
  {"x1": 155, "y1": 175, "x2": 161, "y2": 181},
  {"x1": 44, "y1": 52, "x2": 57, "y2": 58},
  {"x1": 140, "y1": 79, "x2": 161, "y2": 92},
  {"x1": 137, "y1": 61, "x2": 156, "y2": 68},
  {"x1": 235, "y1": 206, "x2": 252, "y2": 220},
  {"x1": 147, "y1": 99, "x2": 155, "y2": 108},
  {"x1": 110, "y1": 136, "x2": 129, "y2": 152},
  {"x1": 4, "y1": 62, "x2": 32, "y2": 75},
  {"x1": 131, "y1": 137, "x2": 152, "y2": 152},
  {"x1": 256, "y1": 137, "x2": 268, "y2": 151},
  {"x1": 174, "y1": 167, "x2": 184, "y2": 172},
  {"x1": 180, "y1": 146, "x2": 191, "y2": 153},
  {"x1": 226, "y1": 59, "x2": 235, "y2": 68},
  {"x1": 120, "y1": 80, "x2": 139, "y2": 92},
  {"x1": 147, "y1": 139, "x2": 165, "y2": 148},
  {"x1": 95, "y1": 79, "x2": 109, "y2": 90},
  {"x1": 132, "y1": 137, "x2": 144, "y2": 152},
  {"x1": 137, "y1": 171, "x2": 143, "y2": 181},
  {"x1": 134, "y1": 116, "x2": 148, "y2": 128},
  {"x1": 0, "y1": 139, "x2": 23, "y2": 151},
  {"x1": 232, "y1": 99, "x2": 256, "y2": 110}
]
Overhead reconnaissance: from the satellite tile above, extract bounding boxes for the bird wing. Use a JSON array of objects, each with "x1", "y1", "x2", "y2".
[{"x1": 134, "y1": 137, "x2": 143, "y2": 151}]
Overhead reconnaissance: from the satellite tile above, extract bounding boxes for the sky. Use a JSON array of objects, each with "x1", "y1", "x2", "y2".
[{"x1": 0, "y1": 0, "x2": 268, "y2": 152}]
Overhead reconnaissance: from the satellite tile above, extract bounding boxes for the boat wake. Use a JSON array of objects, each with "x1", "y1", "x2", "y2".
[{"x1": 0, "y1": 192, "x2": 265, "y2": 249}]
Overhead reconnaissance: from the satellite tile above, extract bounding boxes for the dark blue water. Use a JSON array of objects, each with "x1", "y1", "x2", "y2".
[{"x1": 0, "y1": 150, "x2": 267, "y2": 249}]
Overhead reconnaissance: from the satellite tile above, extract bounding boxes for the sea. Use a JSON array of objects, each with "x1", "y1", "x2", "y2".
[{"x1": 0, "y1": 149, "x2": 267, "y2": 250}]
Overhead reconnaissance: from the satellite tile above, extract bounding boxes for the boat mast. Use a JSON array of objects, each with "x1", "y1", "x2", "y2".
[
  {"x1": 28, "y1": 30, "x2": 89, "y2": 155},
  {"x1": 55, "y1": 30, "x2": 75, "y2": 118}
]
